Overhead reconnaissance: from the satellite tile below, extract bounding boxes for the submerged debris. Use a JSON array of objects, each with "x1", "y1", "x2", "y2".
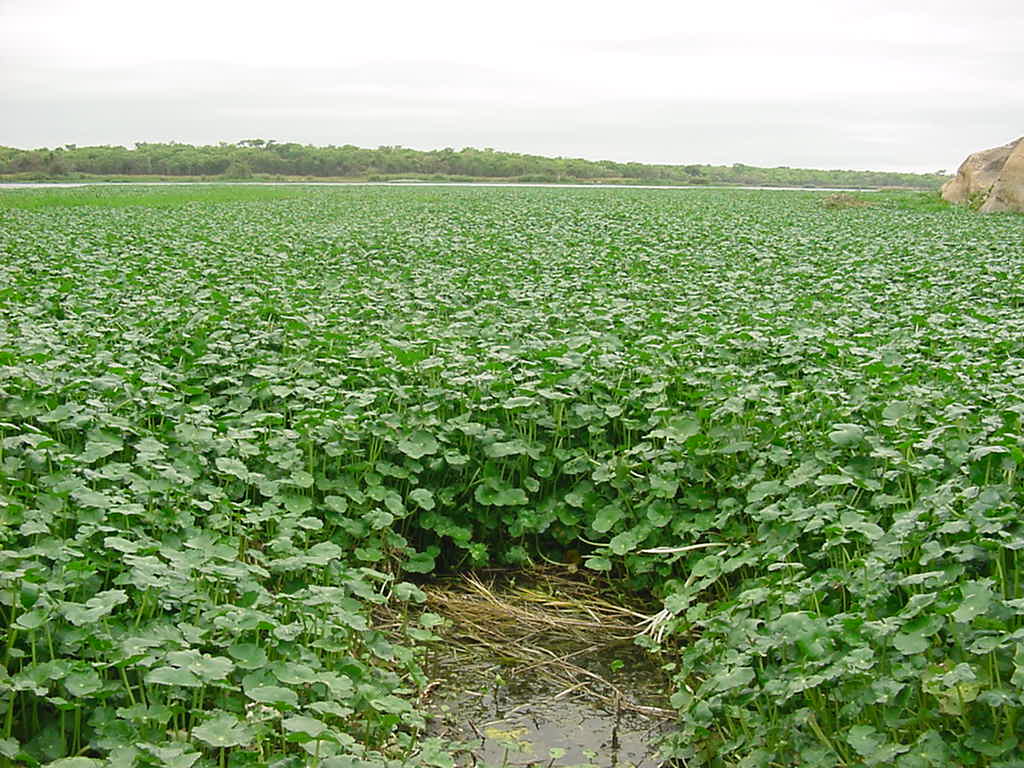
[{"x1": 406, "y1": 569, "x2": 674, "y2": 766}]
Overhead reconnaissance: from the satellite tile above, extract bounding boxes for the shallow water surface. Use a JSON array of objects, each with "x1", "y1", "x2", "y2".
[{"x1": 424, "y1": 644, "x2": 671, "y2": 767}]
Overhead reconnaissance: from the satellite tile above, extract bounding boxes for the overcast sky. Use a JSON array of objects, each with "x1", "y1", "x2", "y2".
[{"x1": 1, "y1": 0, "x2": 1022, "y2": 172}]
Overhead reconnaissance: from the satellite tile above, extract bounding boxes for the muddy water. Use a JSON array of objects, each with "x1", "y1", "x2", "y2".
[{"x1": 424, "y1": 642, "x2": 672, "y2": 767}]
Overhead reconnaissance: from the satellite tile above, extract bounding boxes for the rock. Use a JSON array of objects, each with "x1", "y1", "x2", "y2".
[
  {"x1": 981, "y1": 138, "x2": 1024, "y2": 213},
  {"x1": 941, "y1": 137, "x2": 1024, "y2": 211}
]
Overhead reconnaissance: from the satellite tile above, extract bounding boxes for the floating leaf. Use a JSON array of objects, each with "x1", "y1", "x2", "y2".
[
  {"x1": 829, "y1": 423, "x2": 866, "y2": 447},
  {"x1": 502, "y1": 396, "x2": 537, "y2": 409},
  {"x1": 710, "y1": 666, "x2": 755, "y2": 693},
  {"x1": 394, "y1": 582, "x2": 428, "y2": 602},
  {"x1": 191, "y1": 712, "x2": 255, "y2": 748},
  {"x1": 398, "y1": 430, "x2": 439, "y2": 459},
  {"x1": 474, "y1": 483, "x2": 527, "y2": 507},
  {"x1": 369, "y1": 694, "x2": 412, "y2": 714},
  {"x1": 137, "y1": 743, "x2": 201, "y2": 768},
  {"x1": 246, "y1": 685, "x2": 299, "y2": 709},
  {"x1": 409, "y1": 488, "x2": 435, "y2": 510},
  {"x1": 61, "y1": 590, "x2": 129, "y2": 626},
  {"x1": 847, "y1": 725, "x2": 881, "y2": 758},
  {"x1": 893, "y1": 632, "x2": 929, "y2": 655},
  {"x1": 484, "y1": 440, "x2": 529, "y2": 458},
  {"x1": 214, "y1": 456, "x2": 249, "y2": 481},
  {"x1": 145, "y1": 667, "x2": 201, "y2": 688},
  {"x1": 64, "y1": 669, "x2": 103, "y2": 697},
  {"x1": 324, "y1": 495, "x2": 348, "y2": 514},
  {"x1": 228, "y1": 644, "x2": 268, "y2": 670},
  {"x1": 404, "y1": 550, "x2": 436, "y2": 574},
  {"x1": 282, "y1": 715, "x2": 327, "y2": 739},
  {"x1": 15, "y1": 609, "x2": 49, "y2": 630},
  {"x1": 748, "y1": 480, "x2": 784, "y2": 503},
  {"x1": 952, "y1": 580, "x2": 994, "y2": 624}
]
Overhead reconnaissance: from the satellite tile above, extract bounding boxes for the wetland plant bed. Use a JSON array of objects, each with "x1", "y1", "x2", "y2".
[{"x1": 1, "y1": 184, "x2": 1022, "y2": 767}]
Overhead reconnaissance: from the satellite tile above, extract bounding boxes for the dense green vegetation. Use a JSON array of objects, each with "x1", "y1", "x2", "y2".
[
  {"x1": 0, "y1": 141, "x2": 948, "y2": 190},
  {"x1": 1, "y1": 185, "x2": 1022, "y2": 767},
  {"x1": 0, "y1": 185, "x2": 320, "y2": 211}
]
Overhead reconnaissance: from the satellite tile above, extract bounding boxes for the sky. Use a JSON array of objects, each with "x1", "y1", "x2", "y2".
[{"x1": 1, "y1": 0, "x2": 1022, "y2": 173}]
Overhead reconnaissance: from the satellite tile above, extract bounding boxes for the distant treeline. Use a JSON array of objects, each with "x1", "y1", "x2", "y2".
[{"x1": 0, "y1": 140, "x2": 948, "y2": 189}]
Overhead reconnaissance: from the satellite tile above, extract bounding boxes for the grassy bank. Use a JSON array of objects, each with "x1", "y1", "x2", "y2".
[{"x1": 0, "y1": 142, "x2": 951, "y2": 191}]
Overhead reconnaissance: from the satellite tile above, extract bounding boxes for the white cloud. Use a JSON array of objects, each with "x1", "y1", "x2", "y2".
[{"x1": 1, "y1": 0, "x2": 1022, "y2": 170}]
